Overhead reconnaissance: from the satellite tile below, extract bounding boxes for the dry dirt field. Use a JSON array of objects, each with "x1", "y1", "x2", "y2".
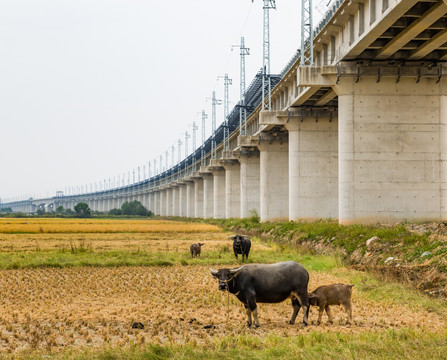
[{"x1": 0, "y1": 266, "x2": 445, "y2": 355}]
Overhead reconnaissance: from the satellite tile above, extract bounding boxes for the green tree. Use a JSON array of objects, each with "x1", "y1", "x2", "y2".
[
  {"x1": 108, "y1": 208, "x2": 123, "y2": 215},
  {"x1": 74, "y1": 202, "x2": 92, "y2": 218},
  {"x1": 56, "y1": 205, "x2": 65, "y2": 214},
  {"x1": 120, "y1": 200, "x2": 150, "y2": 216}
]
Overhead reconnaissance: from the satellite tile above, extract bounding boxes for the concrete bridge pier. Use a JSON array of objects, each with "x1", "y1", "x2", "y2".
[
  {"x1": 185, "y1": 179, "x2": 195, "y2": 217},
  {"x1": 235, "y1": 138, "x2": 260, "y2": 218},
  {"x1": 178, "y1": 182, "x2": 187, "y2": 217},
  {"x1": 160, "y1": 189, "x2": 166, "y2": 216},
  {"x1": 192, "y1": 173, "x2": 204, "y2": 218},
  {"x1": 258, "y1": 133, "x2": 289, "y2": 221},
  {"x1": 201, "y1": 169, "x2": 214, "y2": 219},
  {"x1": 285, "y1": 116, "x2": 338, "y2": 220},
  {"x1": 153, "y1": 191, "x2": 160, "y2": 215},
  {"x1": 172, "y1": 184, "x2": 179, "y2": 216},
  {"x1": 333, "y1": 69, "x2": 447, "y2": 223},
  {"x1": 166, "y1": 187, "x2": 173, "y2": 216},
  {"x1": 221, "y1": 155, "x2": 241, "y2": 219},
  {"x1": 209, "y1": 160, "x2": 226, "y2": 219}
]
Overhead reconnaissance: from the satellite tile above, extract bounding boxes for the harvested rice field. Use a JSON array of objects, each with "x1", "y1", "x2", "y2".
[{"x1": 0, "y1": 218, "x2": 446, "y2": 359}]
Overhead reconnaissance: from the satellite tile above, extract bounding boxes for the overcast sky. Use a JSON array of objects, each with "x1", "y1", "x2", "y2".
[{"x1": 0, "y1": 0, "x2": 327, "y2": 202}]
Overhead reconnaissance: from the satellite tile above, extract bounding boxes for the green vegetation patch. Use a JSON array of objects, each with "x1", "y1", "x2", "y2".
[{"x1": 11, "y1": 329, "x2": 447, "y2": 360}]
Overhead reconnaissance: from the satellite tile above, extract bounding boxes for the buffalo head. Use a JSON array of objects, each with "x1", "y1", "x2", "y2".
[{"x1": 210, "y1": 266, "x2": 244, "y2": 291}]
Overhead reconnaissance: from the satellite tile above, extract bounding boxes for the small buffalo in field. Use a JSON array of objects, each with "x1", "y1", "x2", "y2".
[
  {"x1": 229, "y1": 235, "x2": 251, "y2": 261},
  {"x1": 211, "y1": 261, "x2": 310, "y2": 327},
  {"x1": 190, "y1": 243, "x2": 204, "y2": 258},
  {"x1": 308, "y1": 283, "x2": 354, "y2": 325}
]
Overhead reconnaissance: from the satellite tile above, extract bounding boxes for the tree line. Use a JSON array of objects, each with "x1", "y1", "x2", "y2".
[{"x1": 1, "y1": 200, "x2": 152, "y2": 218}]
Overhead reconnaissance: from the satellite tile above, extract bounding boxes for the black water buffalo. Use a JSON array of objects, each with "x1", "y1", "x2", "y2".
[
  {"x1": 230, "y1": 235, "x2": 251, "y2": 261},
  {"x1": 210, "y1": 261, "x2": 310, "y2": 327},
  {"x1": 190, "y1": 243, "x2": 204, "y2": 258}
]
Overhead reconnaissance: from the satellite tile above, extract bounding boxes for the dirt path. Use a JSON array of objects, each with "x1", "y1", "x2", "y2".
[{"x1": 0, "y1": 265, "x2": 444, "y2": 355}]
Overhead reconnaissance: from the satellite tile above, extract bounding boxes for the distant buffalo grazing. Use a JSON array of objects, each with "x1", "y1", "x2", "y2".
[
  {"x1": 229, "y1": 235, "x2": 251, "y2": 261},
  {"x1": 308, "y1": 283, "x2": 354, "y2": 325},
  {"x1": 211, "y1": 261, "x2": 310, "y2": 327},
  {"x1": 190, "y1": 243, "x2": 204, "y2": 258}
]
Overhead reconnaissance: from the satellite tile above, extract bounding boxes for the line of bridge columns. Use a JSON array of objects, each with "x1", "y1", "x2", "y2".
[{"x1": 7, "y1": 63, "x2": 447, "y2": 225}]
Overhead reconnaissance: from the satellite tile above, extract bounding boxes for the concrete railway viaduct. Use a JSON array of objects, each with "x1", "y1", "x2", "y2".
[{"x1": 4, "y1": 0, "x2": 447, "y2": 224}]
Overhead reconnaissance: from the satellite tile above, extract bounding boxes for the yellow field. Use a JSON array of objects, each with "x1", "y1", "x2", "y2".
[{"x1": 0, "y1": 218, "x2": 223, "y2": 234}]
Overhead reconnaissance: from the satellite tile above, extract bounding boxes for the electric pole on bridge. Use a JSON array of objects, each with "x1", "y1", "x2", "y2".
[
  {"x1": 191, "y1": 121, "x2": 199, "y2": 171},
  {"x1": 253, "y1": 0, "x2": 276, "y2": 111},
  {"x1": 233, "y1": 37, "x2": 250, "y2": 135},
  {"x1": 218, "y1": 74, "x2": 232, "y2": 151},
  {"x1": 207, "y1": 91, "x2": 222, "y2": 159},
  {"x1": 301, "y1": 0, "x2": 314, "y2": 65},
  {"x1": 200, "y1": 110, "x2": 208, "y2": 167},
  {"x1": 178, "y1": 138, "x2": 182, "y2": 163}
]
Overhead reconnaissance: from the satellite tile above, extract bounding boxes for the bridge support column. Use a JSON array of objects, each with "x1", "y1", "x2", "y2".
[
  {"x1": 172, "y1": 185, "x2": 179, "y2": 216},
  {"x1": 186, "y1": 179, "x2": 195, "y2": 217},
  {"x1": 238, "y1": 152, "x2": 260, "y2": 218},
  {"x1": 193, "y1": 174, "x2": 204, "y2": 218},
  {"x1": 148, "y1": 192, "x2": 154, "y2": 213},
  {"x1": 258, "y1": 138, "x2": 289, "y2": 221},
  {"x1": 153, "y1": 191, "x2": 160, "y2": 215},
  {"x1": 222, "y1": 160, "x2": 240, "y2": 219},
  {"x1": 178, "y1": 183, "x2": 187, "y2": 217},
  {"x1": 201, "y1": 170, "x2": 214, "y2": 219},
  {"x1": 166, "y1": 187, "x2": 173, "y2": 216},
  {"x1": 160, "y1": 189, "x2": 166, "y2": 216},
  {"x1": 334, "y1": 75, "x2": 447, "y2": 223},
  {"x1": 210, "y1": 163, "x2": 226, "y2": 219},
  {"x1": 286, "y1": 118, "x2": 338, "y2": 220}
]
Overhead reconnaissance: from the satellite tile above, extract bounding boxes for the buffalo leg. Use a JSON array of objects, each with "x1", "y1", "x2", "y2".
[
  {"x1": 246, "y1": 296, "x2": 259, "y2": 327},
  {"x1": 325, "y1": 305, "x2": 333, "y2": 324},
  {"x1": 295, "y1": 290, "x2": 309, "y2": 326},
  {"x1": 343, "y1": 302, "x2": 352, "y2": 324},
  {"x1": 317, "y1": 306, "x2": 324, "y2": 325},
  {"x1": 289, "y1": 297, "x2": 301, "y2": 324},
  {"x1": 244, "y1": 305, "x2": 252, "y2": 327}
]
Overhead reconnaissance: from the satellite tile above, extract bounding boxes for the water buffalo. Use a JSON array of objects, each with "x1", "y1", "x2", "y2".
[
  {"x1": 308, "y1": 283, "x2": 354, "y2": 325},
  {"x1": 229, "y1": 235, "x2": 251, "y2": 261},
  {"x1": 190, "y1": 243, "x2": 204, "y2": 258},
  {"x1": 210, "y1": 261, "x2": 310, "y2": 327}
]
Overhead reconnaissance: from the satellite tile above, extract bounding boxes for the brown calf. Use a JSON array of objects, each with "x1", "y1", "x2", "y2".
[{"x1": 308, "y1": 283, "x2": 353, "y2": 325}]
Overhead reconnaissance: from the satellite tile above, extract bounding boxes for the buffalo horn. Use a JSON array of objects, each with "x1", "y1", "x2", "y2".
[
  {"x1": 229, "y1": 265, "x2": 244, "y2": 274},
  {"x1": 210, "y1": 268, "x2": 219, "y2": 276}
]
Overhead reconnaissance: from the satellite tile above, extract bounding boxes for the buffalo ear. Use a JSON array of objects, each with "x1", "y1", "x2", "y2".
[
  {"x1": 210, "y1": 268, "x2": 219, "y2": 277},
  {"x1": 228, "y1": 235, "x2": 237, "y2": 240}
]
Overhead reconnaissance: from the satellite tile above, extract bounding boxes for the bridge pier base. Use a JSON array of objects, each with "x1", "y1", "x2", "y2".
[
  {"x1": 178, "y1": 183, "x2": 187, "y2": 217},
  {"x1": 193, "y1": 175, "x2": 204, "y2": 218},
  {"x1": 335, "y1": 76, "x2": 447, "y2": 223},
  {"x1": 172, "y1": 185, "x2": 179, "y2": 216},
  {"x1": 258, "y1": 139, "x2": 289, "y2": 221},
  {"x1": 238, "y1": 153, "x2": 260, "y2": 219},
  {"x1": 201, "y1": 171, "x2": 214, "y2": 219},
  {"x1": 210, "y1": 164, "x2": 226, "y2": 219},
  {"x1": 160, "y1": 189, "x2": 166, "y2": 216},
  {"x1": 222, "y1": 160, "x2": 240, "y2": 219},
  {"x1": 186, "y1": 179, "x2": 195, "y2": 218},
  {"x1": 286, "y1": 118, "x2": 338, "y2": 221}
]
